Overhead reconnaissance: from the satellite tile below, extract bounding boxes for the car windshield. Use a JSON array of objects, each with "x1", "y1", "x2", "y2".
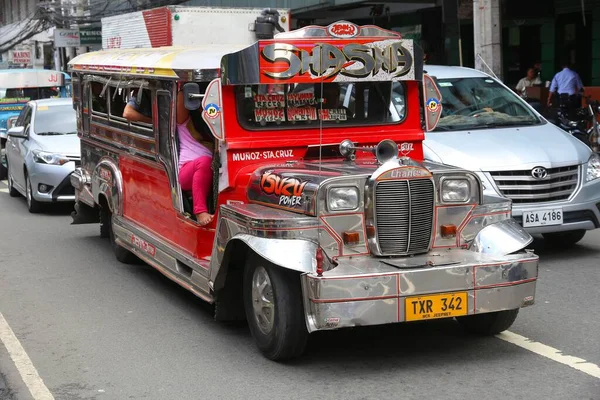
[
  {"x1": 34, "y1": 104, "x2": 76, "y2": 135},
  {"x1": 236, "y1": 82, "x2": 406, "y2": 130},
  {"x1": 432, "y1": 77, "x2": 541, "y2": 131}
]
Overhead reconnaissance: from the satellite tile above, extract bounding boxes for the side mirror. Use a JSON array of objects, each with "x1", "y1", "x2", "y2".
[
  {"x1": 8, "y1": 126, "x2": 27, "y2": 139},
  {"x1": 6, "y1": 116, "x2": 18, "y2": 130},
  {"x1": 183, "y1": 83, "x2": 202, "y2": 110}
]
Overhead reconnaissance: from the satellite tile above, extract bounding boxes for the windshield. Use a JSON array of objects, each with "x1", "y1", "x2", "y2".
[
  {"x1": 34, "y1": 104, "x2": 76, "y2": 135},
  {"x1": 432, "y1": 77, "x2": 541, "y2": 131},
  {"x1": 0, "y1": 87, "x2": 62, "y2": 104},
  {"x1": 236, "y1": 82, "x2": 406, "y2": 130}
]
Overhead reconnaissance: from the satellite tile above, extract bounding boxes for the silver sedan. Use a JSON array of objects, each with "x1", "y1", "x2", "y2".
[{"x1": 5, "y1": 98, "x2": 80, "y2": 213}]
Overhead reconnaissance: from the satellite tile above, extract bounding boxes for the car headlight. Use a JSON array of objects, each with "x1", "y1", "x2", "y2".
[
  {"x1": 32, "y1": 150, "x2": 70, "y2": 165},
  {"x1": 442, "y1": 179, "x2": 470, "y2": 202},
  {"x1": 328, "y1": 186, "x2": 359, "y2": 211},
  {"x1": 586, "y1": 153, "x2": 600, "y2": 182}
]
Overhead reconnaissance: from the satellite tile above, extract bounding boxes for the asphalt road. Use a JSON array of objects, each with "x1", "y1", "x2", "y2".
[{"x1": 0, "y1": 180, "x2": 599, "y2": 400}]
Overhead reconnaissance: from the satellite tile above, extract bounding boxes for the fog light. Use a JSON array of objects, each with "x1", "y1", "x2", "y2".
[
  {"x1": 440, "y1": 224, "x2": 457, "y2": 238},
  {"x1": 342, "y1": 231, "x2": 360, "y2": 245},
  {"x1": 38, "y1": 184, "x2": 52, "y2": 193}
]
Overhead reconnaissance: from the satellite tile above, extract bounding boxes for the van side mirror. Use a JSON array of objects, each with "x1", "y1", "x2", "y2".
[
  {"x1": 7, "y1": 126, "x2": 27, "y2": 139},
  {"x1": 183, "y1": 83, "x2": 202, "y2": 110}
]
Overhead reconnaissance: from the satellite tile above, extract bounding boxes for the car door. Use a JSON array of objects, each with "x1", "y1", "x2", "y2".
[{"x1": 7, "y1": 105, "x2": 32, "y2": 188}]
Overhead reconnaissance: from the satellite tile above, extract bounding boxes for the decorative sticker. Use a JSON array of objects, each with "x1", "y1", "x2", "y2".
[
  {"x1": 318, "y1": 109, "x2": 347, "y2": 121},
  {"x1": 254, "y1": 94, "x2": 285, "y2": 108},
  {"x1": 399, "y1": 142, "x2": 414, "y2": 156},
  {"x1": 260, "y1": 172, "x2": 307, "y2": 208},
  {"x1": 130, "y1": 233, "x2": 156, "y2": 257},
  {"x1": 377, "y1": 166, "x2": 432, "y2": 181},
  {"x1": 203, "y1": 103, "x2": 220, "y2": 119},
  {"x1": 426, "y1": 97, "x2": 440, "y2": 113},
  {"x1": 286, "y1": 93, "x2": 318, "y2": 107},
  {"x1": 254, "y1": 108, "x2": 285, "y2": 123},
  {"x1": 287, "y1": 107, "x2": 317, "y2": 122},
  {"x1": 327, "y1": 21, "x2": 359, "y2": 38}
]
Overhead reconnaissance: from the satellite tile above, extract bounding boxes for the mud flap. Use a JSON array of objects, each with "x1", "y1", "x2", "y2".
[{"x1": 71, "y1": 201, "x2": 99, "y2": 225}]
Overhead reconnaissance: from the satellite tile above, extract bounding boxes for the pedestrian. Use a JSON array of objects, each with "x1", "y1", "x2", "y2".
[{"x1": 546, "y1": 58, "x2": 584, "y2": 111}]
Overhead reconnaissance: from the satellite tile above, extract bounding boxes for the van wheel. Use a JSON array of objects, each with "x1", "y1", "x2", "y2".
[
  {"x1": 25, "y1": 173, "x2": 43, "y2": 213},
  {"x1": 243, "y1": 255, "x2": 308, "y2": 361},
  {"x1": 106, "y1": 208, "x2": 139, "y2": 264},
  {"x1": 456, "y1": 309, "x2": 519, "y2": 335},
  {"x1": 542, "y1": 230, "x2": 586, "y2": 248}
]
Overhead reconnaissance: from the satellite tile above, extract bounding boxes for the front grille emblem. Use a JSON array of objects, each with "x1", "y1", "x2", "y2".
[{"x1": 531, "y1": 166, "x2": 548, "y2": 180}]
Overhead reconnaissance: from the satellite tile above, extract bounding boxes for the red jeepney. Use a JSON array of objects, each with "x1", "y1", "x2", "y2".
[{"x1": 68, "y1": 13, "x2": 538, "y2": 361}]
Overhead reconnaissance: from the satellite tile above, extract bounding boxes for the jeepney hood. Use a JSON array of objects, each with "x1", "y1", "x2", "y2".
[{"x1": 247, "y1": 161, "x2": 378, "y2": 215}]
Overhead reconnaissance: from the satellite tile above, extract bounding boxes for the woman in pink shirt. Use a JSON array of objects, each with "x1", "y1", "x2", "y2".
[{"x1": 176, "y1": 88, "x2": 214, "y2": 225}]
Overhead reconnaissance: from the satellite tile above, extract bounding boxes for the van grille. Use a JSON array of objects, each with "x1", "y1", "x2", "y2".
[
  {"x1": 489, "y1": 165, "x2": 579, "y2": 204},
  {"x1": 374, "y1": 179, "x2": 434, "y2": 255}
]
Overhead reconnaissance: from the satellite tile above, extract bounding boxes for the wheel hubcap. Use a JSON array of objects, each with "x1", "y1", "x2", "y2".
[{"x1": 251, "y1": 266, "x2": 275, "y2": 335}]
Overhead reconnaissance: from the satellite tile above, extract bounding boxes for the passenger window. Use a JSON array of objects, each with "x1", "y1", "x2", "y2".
[
  {"x1": 123, "y1": 88, "x2": 154, "y2": 136},
  {"x1": 90, "y1": 82, "x2": 108, "y2": 115}
]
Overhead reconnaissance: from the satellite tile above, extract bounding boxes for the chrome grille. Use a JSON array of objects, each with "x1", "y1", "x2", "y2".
[
  {"x1": 374, "y1": 179, "x2": 434, "y2": 255},
  {"x1": 489, "y1": 165, "x2": 579, "y2": 204}
]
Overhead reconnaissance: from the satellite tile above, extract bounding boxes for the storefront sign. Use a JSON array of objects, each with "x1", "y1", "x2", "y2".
[
  {"x1": 55, "y1": 29, "x2": 81, "y2": 47},
  {"x1": 80, "y1": 27, "x2": 102, "y2": 45},
  {"x1": 8, "y1": 50, "x2": 31, "y2": 64}
]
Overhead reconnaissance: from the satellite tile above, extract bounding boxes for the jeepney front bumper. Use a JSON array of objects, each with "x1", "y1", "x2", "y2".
[{"x1": 301, "y1": 249, "x2": 538, "y2": 332}]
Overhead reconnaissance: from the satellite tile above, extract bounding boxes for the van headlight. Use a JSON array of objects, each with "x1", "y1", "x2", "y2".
[
  {"x1": 586, "y1": 153, "x2": 600, "y2": 182},
  {"x1": 441, "y1": 179, "x2": 470, "y2": 202},
  {"x1": 32, "y1": 150, "x2": 70, "y2": 165},
  {"x1": 328, "y1": 186, "x2": 359, "y2": 211}
]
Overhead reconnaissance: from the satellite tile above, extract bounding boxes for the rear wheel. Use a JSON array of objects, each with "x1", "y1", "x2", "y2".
[
  {"x1": 457, "y1": 309, "x2": 519, "y2": 335},
  {"x1": 105, "y1": 207, "x2": 138, "y2": 264},
  {"x1": 25, "y1": 173, "x2": 43, "y2": 213},
  {"x1": 243, "y1": 255, "x2": 308, "y2": 361},
  {"x1": 542, "y1": 230, "x2": 586, "y2": 248}
]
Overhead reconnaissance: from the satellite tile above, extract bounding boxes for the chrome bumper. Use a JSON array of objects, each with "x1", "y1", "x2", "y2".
[{"x1": 301, "y1": 249, "x2": 538, "y2": 332}]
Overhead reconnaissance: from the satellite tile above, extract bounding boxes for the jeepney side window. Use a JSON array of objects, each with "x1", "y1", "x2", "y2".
[
  {"x1": 122, "y1": 88, "x2": 154, "y2": 137},
  {"x1": 90, "y1": 82, "x2": 108, "y2": 116}
]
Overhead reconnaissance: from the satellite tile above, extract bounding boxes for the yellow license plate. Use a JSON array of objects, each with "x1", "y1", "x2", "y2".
[{"x1": 405, "y1": 292, "x2": 468, "y2": 321}]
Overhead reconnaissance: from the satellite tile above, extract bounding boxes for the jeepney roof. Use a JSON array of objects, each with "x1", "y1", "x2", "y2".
[{"x1": 67, "y1": 45, "x2": 246, "y2": 79}]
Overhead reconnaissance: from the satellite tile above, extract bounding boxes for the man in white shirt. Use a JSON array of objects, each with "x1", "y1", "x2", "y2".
[{"x1": 515, "y1": 68, "x2": 542, "y2": 98}]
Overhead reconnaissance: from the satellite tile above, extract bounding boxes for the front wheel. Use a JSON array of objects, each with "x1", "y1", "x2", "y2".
[
  {"x1": 243, "y1": 255, "x2": 308, "y2": 361},
  {"x1": 456, "y1": 309, "x2": 519, "y2": 335},
  {"x1": 25, "y1": 174, "x2": 43, "y2": 213},
  {"x1": 542, "y1": 230, "x2": 586, "y2": 248}
]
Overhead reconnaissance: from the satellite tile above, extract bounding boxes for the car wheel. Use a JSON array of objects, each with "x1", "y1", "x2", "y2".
[
  {"x1": 542, "y1": 230, "x2": 586, "y2": 248},
  {"x1": 456, "y1": 309, "x2": 519, "y2": 335},
  {"x1": 25, "y1": 173, "x2": 43, "y2": 213},
  {"x1": 106, "y1": 207, "x2": 139, "y2": 264},
  {"x1": 243, "y1": 254, "x2": 308, "y2": 361},
  {"x1": 0, "y1": 142, "x2": 6, "y2": 180},
  {"x1": 7, "y1": 166, "x2": 19, "y2": 197}
]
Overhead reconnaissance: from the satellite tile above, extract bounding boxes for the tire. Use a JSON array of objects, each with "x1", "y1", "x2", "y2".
[
  {"x1": 457, "y1": 309, "x2": 519, "y2": 335},
  {"x1": 542, "y1": 230, "x2": 586, "y2": 248},
  {"x1": 0, "y1": 142, "x2": 6, "y2": 181},
  {"x1": 25, "y1": 173, "x2": 43, "y2": 213},
  {"x1": 243, "y1": 254, "x2": 308, "y2": 361},
  {"x1": 6, "y1": 166, "x2": 19, "y2": 197},
  {"x1": 99, "y1": 206, "x2": 110, "y2": 238},
  {"x1": 106, "y1": 207, "x2": 139, "y2": 264}
]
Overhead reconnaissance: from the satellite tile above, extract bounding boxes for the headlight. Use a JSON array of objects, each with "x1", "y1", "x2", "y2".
[
  {"x1": 586, "y1": 153, "x2": 600, "y2": 182},
  {"x1": 328, "y1": 186, "x2": 359, "y2": 211},
  {"x1": 442, "y1": 179, "x2": 470, "y2": 202},
  {"x1": 32, "y1": 150, "x2": 70, "y2": 165}
]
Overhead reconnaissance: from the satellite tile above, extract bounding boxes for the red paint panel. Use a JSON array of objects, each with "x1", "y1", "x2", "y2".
[{"x1": 142, "y1": 7, "x2": 172, "y2": 48}]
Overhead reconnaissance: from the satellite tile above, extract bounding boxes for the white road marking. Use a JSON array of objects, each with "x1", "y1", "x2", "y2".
[
  {"x1": 498, "y1": 331, "x2": 600, "y2": 379},
  {"x1": 0, "y1": 188, "x2": 8, "y2": 193},
  {"x1": 0, "y1": 313, "x2": 55, "y2": 400}
]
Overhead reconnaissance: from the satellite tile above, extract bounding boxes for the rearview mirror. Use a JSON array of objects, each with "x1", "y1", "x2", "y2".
[
  {"x1": 8, "y1": 126, "x2": 27, "y2": 139},
  {"x1": 183, "y1": 83, "x2": 202, "y2": 110}
]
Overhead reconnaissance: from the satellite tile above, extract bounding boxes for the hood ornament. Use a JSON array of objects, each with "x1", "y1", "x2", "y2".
[{"x1": 339, "y1": 139, "x2": 399, "y2": 164}]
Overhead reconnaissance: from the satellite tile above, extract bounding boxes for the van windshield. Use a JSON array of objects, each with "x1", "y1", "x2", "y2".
[
  {"x1": 0, "y1": 87, "x2": 61, "y2": 103},
  {"x1": 432, "y1": 77, "x2": 541, "y2": 131},
  {"x1": 236, "y1": 82, "x2": 406, "y2": 130}
]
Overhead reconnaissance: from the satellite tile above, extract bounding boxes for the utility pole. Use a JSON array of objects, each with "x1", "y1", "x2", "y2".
[
  {"x1": 473, "y1": 0, "x2": 503, "y2": 80},
  {"x1": 77, "y1": 0, "x2": 87, "y2": 55}
]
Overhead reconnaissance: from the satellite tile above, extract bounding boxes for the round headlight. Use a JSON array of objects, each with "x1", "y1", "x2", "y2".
[
  {"x1": 328, "y1": 187, "x2": 359, "y2": 211},
  {"x1": 442, "y1": 179, "x2": 470, "y2": 202}
]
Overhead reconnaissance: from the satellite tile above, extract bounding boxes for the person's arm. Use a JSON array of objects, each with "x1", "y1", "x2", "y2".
[
  {"x1": 123, "y1": 98, "x2": 152, "y2": 124},
  {"x1": 547, "y1": 75, "x2": 557, "y2": 105},
  {"x1": 176, "y1": 91, "x2": 189, "y2": 125}
]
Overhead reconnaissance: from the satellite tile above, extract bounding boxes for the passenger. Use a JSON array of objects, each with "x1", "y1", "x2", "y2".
[
  {"x1": 123, "y1": 89, "x2": 152, "y2": 124},
  {"x1": 176, "y1": 86, "x2": 214, "y2": 226}
]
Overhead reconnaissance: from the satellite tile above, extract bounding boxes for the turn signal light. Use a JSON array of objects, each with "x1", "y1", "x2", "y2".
[
  {"x1": 342, "y1": 231, "x2": 360, "y2": 245},
  {"x1": 365, "y1": 225, "x2": 376, "y2": 238},
  {"x1": 440, "y1": 224, "x2": 457, "y2": 238}
]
